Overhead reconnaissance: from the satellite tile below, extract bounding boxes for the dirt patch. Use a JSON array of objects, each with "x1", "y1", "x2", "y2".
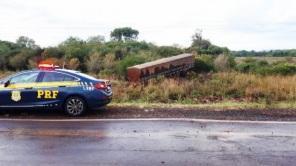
[{"x1": 0, "y1": 106, "x2": 296, "y2": 121}]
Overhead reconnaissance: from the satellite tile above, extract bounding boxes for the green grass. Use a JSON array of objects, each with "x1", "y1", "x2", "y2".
[{"x1": 110, "y1": 101, "x2": 296, "y2": 110}]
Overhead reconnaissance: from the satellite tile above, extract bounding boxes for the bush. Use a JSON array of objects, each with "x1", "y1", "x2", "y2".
[
  {"x1": 86, "y1": 52, "x2": 102, "y2": 73},
  {"x1": 271, "y1": 63, "x2": 296, "y2": 75},
  {"x1": 42, "y1": 47, "x2": 65, "y2": 59},
  {"x1": 9, "y1": 53, "x2": 27, "y2": 70},
  {"x1": 99, "y1": 54, "x2": 117, "y2": 76},
  {"x1": 193, "y1": 55, "x2": 215, "y2": 73},
  {"x1": 237, "y1": 59, "x2": 296, "y2": 76},
  {"x1": 0, "y1": 56, "x2": 7, "y2": 70},
  {"x1": 115, "y1": 55, "x2": 146, "y2": 76},
  {"x1": 236, "y1": 62, "x2": 257, "y2": 73},
  {"x1": 68, "y1": 58, "x2": 80, "y2": 70},
  {"x1": 214, "y1": 54, "x2": 236, "y2": 71},
  {"x1": 156, "y1": 46, "x2": 183, "y2": 57},
  {"x1": 236, "y1": 59, "x2": 269, "y2": 73}
]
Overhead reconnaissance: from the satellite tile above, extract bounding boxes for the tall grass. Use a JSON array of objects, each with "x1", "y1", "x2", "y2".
[
  {"x1": 112, "y1": 72, "x2": 296, "y2": 103},
  {"x1": 1, "y1": 71, "x2": 295, "y2": 104}
]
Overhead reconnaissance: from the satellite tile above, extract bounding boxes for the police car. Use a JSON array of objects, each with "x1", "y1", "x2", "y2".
[{"x1": 0, "y1": 64, "x2": 112, "y2": 116}]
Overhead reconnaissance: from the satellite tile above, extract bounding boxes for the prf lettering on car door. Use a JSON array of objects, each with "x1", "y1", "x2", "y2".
[{"x1": 37, "y1": 90, "x2": 59, "y2": 99}]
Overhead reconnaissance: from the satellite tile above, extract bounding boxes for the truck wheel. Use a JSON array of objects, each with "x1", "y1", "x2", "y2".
[{"x1": 64, "y1": 96, "x2": 86, "y2": 116}]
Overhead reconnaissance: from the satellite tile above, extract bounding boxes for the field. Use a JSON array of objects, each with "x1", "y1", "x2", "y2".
[{"x1": 235, "y1": 56, "x2": 296, "y2": 64}]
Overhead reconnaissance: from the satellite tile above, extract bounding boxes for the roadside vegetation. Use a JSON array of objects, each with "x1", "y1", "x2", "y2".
[
  {"x1": 112, "y1": 73, "x2": 296, "y2": 104},
  {"x1": 0, "y1": 27, "x2": 296, "y2": 108}
]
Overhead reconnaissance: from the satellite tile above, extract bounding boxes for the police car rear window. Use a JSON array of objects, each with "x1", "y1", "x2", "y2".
[
  {"x1": 76, "y1": 73, "x2": 97, "y2": 80},
  {"x1": 42, "y1": 72, "x2": 77, "y2": 82},
  {"x1": 10, "y1": 72, "x2": 39, "y2": 84}
]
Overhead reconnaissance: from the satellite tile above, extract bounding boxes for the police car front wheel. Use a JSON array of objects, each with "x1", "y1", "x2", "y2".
[{"x1": 64, "y1": 97, "x2": 86, "y2": 116}]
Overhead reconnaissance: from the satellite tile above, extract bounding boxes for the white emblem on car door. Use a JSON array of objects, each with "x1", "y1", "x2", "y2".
[{"x1": 11, "y1": 90, "x2": 21, "y2": 102}]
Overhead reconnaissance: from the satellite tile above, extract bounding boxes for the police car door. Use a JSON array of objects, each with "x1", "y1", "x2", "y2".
[
  {"x1": 0, "y1": 71, "x2": 40, "y2": 107},
  {"x1": 37, "y1": 71, "x2": 79, "y2": 108}
]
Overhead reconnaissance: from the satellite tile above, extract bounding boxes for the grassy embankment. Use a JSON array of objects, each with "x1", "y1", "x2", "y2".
[
  {"x1": 1, "y1": 71, "x2": 296, "y2": 110},
  {"x1": 111, "y1": 72, "x2": 296, "y2": 110}
]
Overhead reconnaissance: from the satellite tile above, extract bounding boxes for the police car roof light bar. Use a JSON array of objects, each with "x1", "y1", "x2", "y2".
[{"x1": 38, "y1": 64, "x2": 60, "y2": 70}]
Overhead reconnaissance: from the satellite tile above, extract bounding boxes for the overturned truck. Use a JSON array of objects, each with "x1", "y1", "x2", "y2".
[{"x1": 127, "y1": 53, "x2": 194, "y2": 82}]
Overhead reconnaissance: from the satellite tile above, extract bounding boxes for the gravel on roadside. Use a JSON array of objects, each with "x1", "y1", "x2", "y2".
[{"x1": 0, "y1": 106, "x2": 296, "y2": 121}]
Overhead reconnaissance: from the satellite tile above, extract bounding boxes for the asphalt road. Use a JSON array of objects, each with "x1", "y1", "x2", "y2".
[{"x1": 0, "y1": 119, "x2": 296, "y2": 166}]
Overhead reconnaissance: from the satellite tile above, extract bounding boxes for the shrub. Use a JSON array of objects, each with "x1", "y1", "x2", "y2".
[
  {"x1": 237, "y1": 59, "x2": 296, "y2": 76},
  {"x1": 236, "y1": 59, "x2": 269, "y2": 73},
  {"x1": 156, "y1": 46, "x2": 183, "y2": 57},
  {"x1": 28, "y1": 59, "x2": 38, "y2": 69},
  {"x1": 102, "y1": 54, "x2": 116, "y2": 69},
  {"x1": 68, "y1": 58, "x2": 80, "y2": 70},
  {"x1": 271, "y1": 63, "x2": 296, "y2": 75},
  {"x1": 115, "y1": 55, "x2": 145, "y2": 76},
  {"x1": 0, "y1": 56, "x2": 7, "y2": 70},
  {"x1": 86, "y1": 52, "x2": 102, "y2": 73},
  {"x1": 9, "y1": 53, "x2": 27, "y2": 70},
  {"x1": 99, "y1": 54, "x2": 117, "y2": 76},
  {"x1": 214, "y1": 54, "x2": 236, "y2": 71},
  {"x1": 193, "y1": 55, "x2": 215, "y2": 73}
]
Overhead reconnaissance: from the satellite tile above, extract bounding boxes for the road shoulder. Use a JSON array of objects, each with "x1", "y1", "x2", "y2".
[{"x1": 0, "y1": 103, "x2": 296, "y2": 121}]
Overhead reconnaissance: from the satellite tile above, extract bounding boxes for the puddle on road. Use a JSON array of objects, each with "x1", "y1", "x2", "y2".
[{"x1": 1, "y1": 128, "x2": 107, "y2": 138}]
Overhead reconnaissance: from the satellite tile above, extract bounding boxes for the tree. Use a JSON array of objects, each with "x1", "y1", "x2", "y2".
[
  {"x1": 61, "y1": 37, "x2": 85, "y2": 47},
  {"x1": 59, "y1": 37, "x2": 89, "y2": 60},
  {"x1": 87, "y1": 35, "x2": 105, "y2": 44},
  {"x1": 110, "y1": 27, "x2": 139, "y2": 41},
  {"x1": 41, "y1": 47, "x2": 65, "y2": 59},
  {"x1": 190, "y1": 29, "x2": 229, "y2": 55},
  {"x1": 16, "y1": 36, "x2": 39, "y2": 49},
  {"x1": 191, "y1": 30, "x2": 211, "y2": 50}
]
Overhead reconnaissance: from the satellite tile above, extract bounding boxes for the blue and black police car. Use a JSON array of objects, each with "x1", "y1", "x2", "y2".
[{"x1": 0, "y1": 64, "x2": 112, "y2": 116}]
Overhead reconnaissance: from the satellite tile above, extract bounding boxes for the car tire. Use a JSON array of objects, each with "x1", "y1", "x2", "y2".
[{"x1": 64, "y1": 96, "x2": 86, "y2": 116}]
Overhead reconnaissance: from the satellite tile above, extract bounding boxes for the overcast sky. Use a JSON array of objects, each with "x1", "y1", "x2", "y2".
[{"x1": 0, "y1": 0, "x2": 296, "y2": 50}]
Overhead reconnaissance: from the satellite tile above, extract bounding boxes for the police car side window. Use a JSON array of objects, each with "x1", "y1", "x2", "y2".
[
  {"x1": 10, "y1": 72, "x2": 39, "y2": 84},
  {"x1": 42, "y1": 72, "x2": 77, "y2": 82}
]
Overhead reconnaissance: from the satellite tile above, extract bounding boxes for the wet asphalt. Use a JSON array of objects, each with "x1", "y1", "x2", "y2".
[{"x1": 0, "y1": 119, "x2": 295, "y2": 166}]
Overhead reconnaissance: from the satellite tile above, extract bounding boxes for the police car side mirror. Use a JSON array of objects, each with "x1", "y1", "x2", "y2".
[{"x1": 4, "y1": 80, "x2": 10, "y2": 87}]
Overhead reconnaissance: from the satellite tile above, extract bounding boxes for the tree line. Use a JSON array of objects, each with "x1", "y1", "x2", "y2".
[
  {"x1": 0, "y1": 27, "x2": 227, "y2": 75},
  {"x1": 232, "y1": 49, "x2": 296, "y2": 57},
  {"x1": 0, "y1": 27, "x2": 295, "y2": 77}
]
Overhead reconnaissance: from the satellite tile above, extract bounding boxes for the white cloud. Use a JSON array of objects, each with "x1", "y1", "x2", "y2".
[{"x1": 0, "y1": 0, "x2": 295, "y2": 50}]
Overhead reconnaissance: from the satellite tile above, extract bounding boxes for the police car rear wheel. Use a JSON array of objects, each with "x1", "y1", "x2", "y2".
[{"x1": 65, "y1": 97, "x2": 86, "y2": 116}]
